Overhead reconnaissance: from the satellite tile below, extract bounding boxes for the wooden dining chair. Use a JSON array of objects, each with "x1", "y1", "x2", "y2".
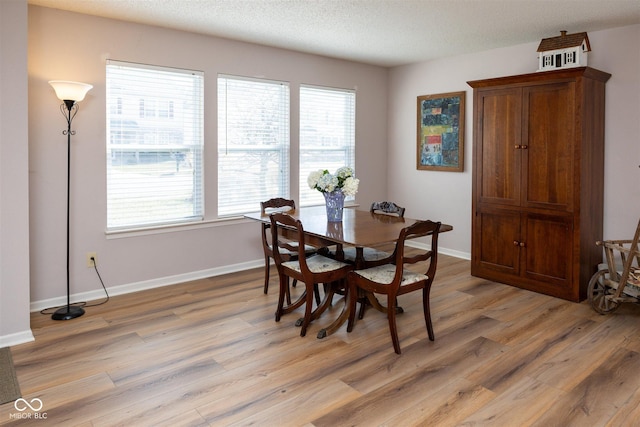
[
  {"x1": 346, "y1": 219, "x2": 441, "y2": 354},
  {"x1": 270, "y1": 212, "x2": 354, "y2": 337},
  {"x1": 260, "y1": 198, "x2": 316, "y2": 301}
]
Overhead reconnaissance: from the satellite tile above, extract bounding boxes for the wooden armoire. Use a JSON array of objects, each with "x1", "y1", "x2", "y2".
[{"x1": 467, "y1": 67, "x2": 611, "y2": 302}]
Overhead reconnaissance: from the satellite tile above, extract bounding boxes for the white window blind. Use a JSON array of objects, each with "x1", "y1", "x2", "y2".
[
  {"x1": 299, "y1": 85, "x2": 356, "y2": 206},
  {"x1": 106, "y1": 60, "x2": 204, "y2": 229},
  {"x1": 218, "y1": 75, "x2": 290, "y2": 217}
]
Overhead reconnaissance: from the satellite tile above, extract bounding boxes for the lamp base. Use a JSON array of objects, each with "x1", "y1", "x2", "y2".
[{"x1": 52, "y1": 305, "x2": 85, "y2": 321}]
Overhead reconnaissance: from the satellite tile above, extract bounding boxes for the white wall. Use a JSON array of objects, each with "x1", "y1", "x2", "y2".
[
  {"x1": 26, "y1": 6, "x2": 389, "y2": 309},
  {"x1": 388, "y1": 24, "x2": 640, "y2": 257},
  {"x1": 0, "y1": 0, "x2": 32, "y2": 346}
]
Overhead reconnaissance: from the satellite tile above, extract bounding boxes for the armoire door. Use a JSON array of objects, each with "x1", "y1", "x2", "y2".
[
  {"x1": 521, "y1": 82, "x2": 576, "y2": 212},
  {"x1": 475, "y1": 87, "x2": 522, "y2": 207},
  {"x1": 522, "y1": 213, "x2": 574, "y2": 295},
  {"x1": 472, "y1": 206, "x2": 521, "y2": 278}
]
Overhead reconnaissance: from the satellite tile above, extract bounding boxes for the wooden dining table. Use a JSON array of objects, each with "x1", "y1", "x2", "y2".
[{"x1": 244, "y1": 205, "x2": 452, "y2": 338}]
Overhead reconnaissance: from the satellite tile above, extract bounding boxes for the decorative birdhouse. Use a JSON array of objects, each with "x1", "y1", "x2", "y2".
[{"x1": 537, "y1": 31, "x2": 590, "y2": 72}]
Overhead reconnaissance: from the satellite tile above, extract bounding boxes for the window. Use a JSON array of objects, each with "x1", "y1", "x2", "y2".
[
  {"x1": 106, "y1": 60, "x2": 204, "y2": 230},
  {"x1": 218, "y1": 75, "x2": 290, "y2": 217},
  {"x1": 566, "y1": 51, "x2": 575, "y2": 64},
  {"x1": 544, "y1": 55, "x2": 554, "y2": 67},
  {"x1": 299, "y1": 85, "x2": 356, "y2": 206}
]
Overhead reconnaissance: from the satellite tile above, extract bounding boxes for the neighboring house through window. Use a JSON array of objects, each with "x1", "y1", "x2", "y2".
[
  {"x1": 107, "y1": 68, "x2": 353, "y2": 226},
  {"x1": 106, "y1": 60, "x2": 204, "y2": 230}
]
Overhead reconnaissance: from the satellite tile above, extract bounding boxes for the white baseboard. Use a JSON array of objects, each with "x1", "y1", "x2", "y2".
[
  {"x1": 406, "y1": 241, "x2": 471, "y2": 260},
  {"x1": 0, "y1": 330, "x2": 35, "y2": 348},
  {"x1": 30, "y1": 258, "x2": 264, "y2": 313}
]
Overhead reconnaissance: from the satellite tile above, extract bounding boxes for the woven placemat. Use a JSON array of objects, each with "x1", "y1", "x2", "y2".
[{"x1": 0, "y1": 347, "x2": 21, "y2": 405}]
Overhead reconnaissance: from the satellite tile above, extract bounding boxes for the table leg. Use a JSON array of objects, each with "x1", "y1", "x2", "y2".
[{"x1": 317, "y1": 295, "x2": 348, "y2": 339}]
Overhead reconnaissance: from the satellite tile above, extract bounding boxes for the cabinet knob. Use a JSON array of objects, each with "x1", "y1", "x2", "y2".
[
  {"x1": 521, "y1": 145, "x2": 528, "y2": 149},
  {"x1": 519, "y1": 242, "x2": 526, "y2": 247},
  {"x1": 514, "y1": 145, "x2": 521, "y2": 149},
  {"x1": 513, "y1": 240, "x2": 520, "y2": 246}
]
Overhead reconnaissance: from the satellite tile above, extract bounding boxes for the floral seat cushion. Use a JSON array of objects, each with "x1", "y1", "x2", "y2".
[
  {"x1": 283, "y1": 254, "x2": 350, "y2": 274},
  {"x1": 270, "y1": 242, "x2": 316, "y2": 256},
  {"x1": 342, "y1": 246, "x2": 391, "y2": 262},
  {"x1": 353, "y1": 263, "x2": 428, "y2": 286}
]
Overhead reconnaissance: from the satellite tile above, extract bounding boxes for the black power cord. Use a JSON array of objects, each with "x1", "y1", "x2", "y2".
[{"x1": 40, "y1": 256, "x2": 110, "y2": 315}]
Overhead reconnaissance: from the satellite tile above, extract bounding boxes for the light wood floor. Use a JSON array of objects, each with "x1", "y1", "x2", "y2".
[{"x1": 2, "y1": 254, "x2": 640, "y2": 426}]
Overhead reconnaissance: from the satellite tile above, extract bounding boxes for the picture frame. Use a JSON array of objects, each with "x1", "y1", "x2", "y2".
[{"x1": 417, "y1": 91, "x2": 465, "y2": 172}]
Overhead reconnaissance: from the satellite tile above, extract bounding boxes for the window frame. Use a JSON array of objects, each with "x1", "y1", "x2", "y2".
[
  {"x1": 217, "y1": 74, "x2": 291, "y2": 218},
  {"x1": 105, "y1": 60, "x2": 205, "y2": 231},
  {"x1": 299, "y1": 84, "x2": 356, "y2": 207}
]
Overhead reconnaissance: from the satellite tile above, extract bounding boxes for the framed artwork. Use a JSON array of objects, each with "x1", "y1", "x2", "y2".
[{"x1": 417, "y1": 91, "x2": 465, "y2": 172}]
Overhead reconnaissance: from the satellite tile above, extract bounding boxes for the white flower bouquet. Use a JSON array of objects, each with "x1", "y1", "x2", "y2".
[{"x1": 307, "y1": 166, "x2": 359, "y2": 196}]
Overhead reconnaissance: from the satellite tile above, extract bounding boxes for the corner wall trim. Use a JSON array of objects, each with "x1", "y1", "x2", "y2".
[{"x1": 0, "y1": 330, "x2": 35, "y2": 348}]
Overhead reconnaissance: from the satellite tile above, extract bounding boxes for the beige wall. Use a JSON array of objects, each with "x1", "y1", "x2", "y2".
[
  {"x1": 26, "y1": 6, "x2": 389, "y2": 310},
  {"x1": 0, "y1": 0, "x2": 32, "y2": 346},
  {"x1": 388, "y1": 24, "x2": 640, "y2": 255}
]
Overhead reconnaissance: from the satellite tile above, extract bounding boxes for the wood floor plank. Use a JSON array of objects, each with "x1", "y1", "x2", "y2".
[
  {"x1": 481, "y1": 287, "x2": 555, "y2": 323},
  {"x1": 482, "y1": 296, "x2": 575, "y2": 345},
  {"x1": 40, "y1": 354, "x2": 224, "y2": 425},
  {"x1": 386, "y1": 377, "x2": 495, "y2": 427},
  {"x1": 223, "y1": 379, "x2": 360, "y2": 427},
  {"x1": 195, "y1": 339, "x2": 375, "y2": 424},
  {"x1": 532, "y1": 348, "x2": 640, "y2": 426},
  {"x1": 311, "y1": 336, "x2": 505, "y2": 426},
  {"x1": 342, "y1": 316, "x2": 504, "y2": 394},
  {"x1": 529, "y1": 313, "x2": 639, "y2": 392},
  {"x1": 14, "y1": 332, "x2": 145, "y2": 394},
  {"x1": 465, "y1": 316, "x2": 597, "y2": 394},
  {"x1": 0, "y1": 372, "x2": 115, "y2": 423},
  {"x1": 106, "y1": 319, "x2": 248, "y2": 386},
  {"x1": 458, "y1": 376, "x2": 564, "y2": 426},
  {"x1": 605, "y1": 384, "x2": 640, "y2": 426},
  {"x1": 3, "y1": 254, "x2": 640, "y2": 426}
]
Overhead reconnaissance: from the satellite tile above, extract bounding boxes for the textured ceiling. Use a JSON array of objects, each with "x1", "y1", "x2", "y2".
[{"x1": 28, "y1": 0, "x2": 640, "y2": 67}]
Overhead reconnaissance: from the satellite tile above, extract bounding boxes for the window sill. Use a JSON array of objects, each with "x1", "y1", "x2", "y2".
[
  {"x1": 105, "y1": 202, "x2": 360, "y2": 239},
  {"x1": 105, "y1": 216, "x2": 248, "y2": 239}
]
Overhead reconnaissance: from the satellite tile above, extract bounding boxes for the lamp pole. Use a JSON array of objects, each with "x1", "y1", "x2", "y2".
[
  {"x1": 52, "y1": 101, "x2": 84, "y2": 320},
  {"x1": 49, "y1": 81, "x2": 93, "y2": 320}
]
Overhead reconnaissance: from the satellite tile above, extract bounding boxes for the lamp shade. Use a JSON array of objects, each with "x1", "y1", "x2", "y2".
[{"x1": 48, "y1": 80, "x2": 93, "y2": 102}]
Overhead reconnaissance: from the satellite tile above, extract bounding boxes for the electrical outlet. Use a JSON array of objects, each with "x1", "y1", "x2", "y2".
[{"x1": 87, "y1": 252, "x2": 97, "y2": 268}]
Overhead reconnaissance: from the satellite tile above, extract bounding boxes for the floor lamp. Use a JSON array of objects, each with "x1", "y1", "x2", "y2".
[{"x1": 48, "y1": 80, "x2": 93, "y2": 321}]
